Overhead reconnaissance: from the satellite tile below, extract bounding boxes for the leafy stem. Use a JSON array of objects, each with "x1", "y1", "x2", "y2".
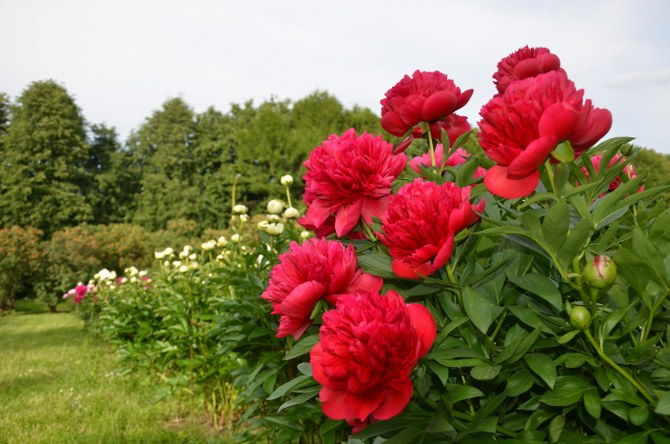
[
  {"x1": 426, "y1": 127, "x2": 437, "y2": 168},
  {"x1": 642, "y1": 290, "x2": 669, "y2": 342},
  {"x1": 583, "y1": 329, "x2": 655, "y2": 404}
]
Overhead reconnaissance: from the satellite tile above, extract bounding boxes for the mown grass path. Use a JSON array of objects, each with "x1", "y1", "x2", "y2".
[{"x1": 0, "y1": 313, "x2": 220, "y2": 443}]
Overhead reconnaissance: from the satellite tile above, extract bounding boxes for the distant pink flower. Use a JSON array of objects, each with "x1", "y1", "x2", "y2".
[{"x1": 583, "y1": 154, "x2": 644, "y2": 196}]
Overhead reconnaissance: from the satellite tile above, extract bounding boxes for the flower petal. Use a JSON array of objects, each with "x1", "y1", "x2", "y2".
[
  {"x1": 372, "y1": 379, "x2": 413, "y2": 420},
  {"x1": 507, "y1": 135, "x2": 558, "y2": 178},
  {"x1": 484, "y1": 165, "x2": 540, "y2": 199},
  {"x1": 406, "y1": 303, "x2": 437, "y2": 356},
  {"x1": 335, "y1": 200, "x2": 363, "y2": 237}
]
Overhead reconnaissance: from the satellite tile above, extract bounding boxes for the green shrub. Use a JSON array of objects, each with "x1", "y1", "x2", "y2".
[{"x1": 0, "y1": 226, "x2": 43, "y2": 311}]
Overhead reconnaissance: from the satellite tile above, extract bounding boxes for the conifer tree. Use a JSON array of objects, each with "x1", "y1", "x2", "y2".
[{"x1": 0, "y1": 81, "x2": 92, "y2": 233}]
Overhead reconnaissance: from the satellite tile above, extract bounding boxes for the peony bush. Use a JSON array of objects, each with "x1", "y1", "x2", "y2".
[{"x1": 73, "y1": 46, "x2": 670, "y2": 443}]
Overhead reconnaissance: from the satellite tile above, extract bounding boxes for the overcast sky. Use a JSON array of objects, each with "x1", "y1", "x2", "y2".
[{"x1": 1, "y1": 0, "x2": 669, "y2": 152}]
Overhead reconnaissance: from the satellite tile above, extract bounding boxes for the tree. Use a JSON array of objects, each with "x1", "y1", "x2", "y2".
[
  {"x1": 128, "y1": 98, "x2": 198, "y2": 230},
  {"x1": 0, "y1": 81, "x2": 92, "y2": 234},
  {"x1": 85, "y1": 124, "x2": 139, "y2": 223}
]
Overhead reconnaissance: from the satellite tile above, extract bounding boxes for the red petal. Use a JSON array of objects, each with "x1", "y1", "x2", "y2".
[
  {"x1": 372, "y1": 380, "x2": 413, "y2": 420},
  {"x1": 406, "y1": 303, "x2": 437, "y2": 356},
  {"x1": 507, "y1": 136, "x2": 558, "y2": 178},
  {"x1": 381, "y1": 111, "x2": 409, "y2": 137},
  {"x1": 320, "y1": 387, "x2": 348, "y2": 420},
  {"x1": 455, "y1": 89, "x2": 474, "y2": 109},
  {"x1": 394, "y1": 134, "x2": 415, "y2": 153},
  {"x1": 346, "y1": 391, "x2": 384, "y2": 422},
  {"x1": 538, "y1": 102, "x2": 577, "y2": 140},
  {"x1": 279, "y1": 280, "x2": 325, "y2": 319},
  {"x1": 484, "y1": 165, "x2": 540, "y2": 199},
  {"x1": 430, "y1": 235, "x2": 454, "y2": 272},
  {"x1": 421, "y1": 91, "x2": 456, "y2": 122},
  {"x1": 335, "y1": 200, "x2": 363, "y2": 237},
  {"x1": 346, "y1": 271, "x2": 384, "y2": 293},
  {"x1": 310, "y1": 343, "x2": 327, "y2": 385}
]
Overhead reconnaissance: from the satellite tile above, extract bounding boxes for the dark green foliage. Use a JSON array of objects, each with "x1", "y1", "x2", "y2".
[
  {"x1": 0, "y1": 81, "x2": 92, "y2": 234},
  {"x1": 635, "y1": 147, "x2": 670, "y2": 203}
]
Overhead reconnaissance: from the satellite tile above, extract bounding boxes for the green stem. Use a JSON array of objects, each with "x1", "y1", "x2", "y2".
[
  {"x1": 490, "y1": 310, "x2": 508, "y2": 343},
  {"x1": 360, "y1": 220, "x2": 376, "y2": 242},
  {"x1": 427, "y1": 129, "x2": 437, "y2": 168},
  {"x1": 446, "y1": 263, "x2": 456, "y2": 284},
  {"x1": 285, "y1": 186, "x2": 293, "y2": 208},
  {"x1": 544, "y1": 159, "x2": 557, "y2": 195},
  {"x1": 584, "y1": 329, "x2": 655, "y2": 403},
  {"x1": 451, "y1": 411, "x2": 517, "y2": 438}
]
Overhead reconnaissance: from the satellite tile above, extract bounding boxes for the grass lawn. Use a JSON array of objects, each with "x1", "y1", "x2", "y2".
[{"x1": 0, "y1": 312, "x2": 227, "y2": 443}]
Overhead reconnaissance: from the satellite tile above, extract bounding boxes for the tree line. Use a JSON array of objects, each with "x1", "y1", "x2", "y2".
[{"x1": 0, "y1": 80, "x2": 382, "y2": 236}]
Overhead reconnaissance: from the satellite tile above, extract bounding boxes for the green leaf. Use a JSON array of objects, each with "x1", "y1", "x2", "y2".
[
  {"x1": 583, "y1": 388, "x2": 601, "y2": 418},
  {"x1": 506, "y1": 369, "x2": 535, "y2": 396},
  {"x1": 357, "y1": 252, "x2": 395, "y2": 278},
  {"x1": 629, "y1": 406, "x2": 648, "y2": 426},
  {"x1": 426, "y1": 361, "x2": 450, "y2": 386},
  {"x1": 509, "y1": 273, "x2": 562, "y2": 311},
  {"x1": 541, "y1": 376, "x2": 590, "y2": 406},
  {"x1": 267, "y1": 374, "x2": 312, "y2": 400},
  {"x1": 284, "y1": 334, "x2": 319, "y2": 360},
  {"x1": 558, "y1": 218, "x2": 593, "y2": 267},
  {"x1": 297, "y1": 362, "x2": 312, "y2": 376},
  {"x1": 552, "y1": 141, "x2": 574, "y2": 163},
  {"x1": 524, "y1": 353, "x2": 557, "y2": 389},
  {"x1": 446, "y1": 384, "x2": 485, "y2": 404},
  {"x1": 548, "y1": 414, "x2": 565, "y2": 443},
  {"x1": 557, "y1": 330, "x2": 581, "y2": 344},
  {"x1": 470, "y1": 364, "x2": 501, "y2": 381},
  {"x1": 462, "y1": 286, "x2": 504, "y2": 334},
  {"x1": 277, "y1": 388, "x2": 319, "y2": 412},
  {"x1": 542, "y1": 200, "x2": 569, "y2": 253},
  {"x1": 654, "y1": 391, "x2": 670, "y2": 415}
]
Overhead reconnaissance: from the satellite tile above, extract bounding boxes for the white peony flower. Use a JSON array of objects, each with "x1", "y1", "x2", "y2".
[
  {"x1": 178, "y1": 265, "x2": 189, "y2": 273},
  {"x1": 173, "y1": 260, "x2": 182, "y2": 267},
  {"x1": 266, "y1": 223, "x2": 285, "y2": 236},
  {"x1": 266, "y1": 199, "x2": 284, "y2": 214},
  {"x1": 154, "y1": 251, "x2": 165, "y2": 259},
  {"x1": 189, "y1": 253, "x2": 197, "y2": 260},
  {"x1": 217, "y1": 236, "x2": 228, "y2": 247},
  {"x1": 201, "y1": 240, "x2": 216, "y2": 251},
  {"x1": 232, "y1": 204, "x2": 248, "y2": 214},
  {"x1": 267, "y1": 214, "x2": 281, "y2": 221},
  {"x1": 231, "y1": 234, "x2": 241, "y2": 243},
  {"x1": 257, "y1": 220, "x2": 269, "y2": 231},
  {"x1": 163, "y1": 247, "x2": 174, "y2": 255}
]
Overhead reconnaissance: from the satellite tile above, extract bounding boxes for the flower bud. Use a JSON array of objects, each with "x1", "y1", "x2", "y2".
[
  {"x1": 217, "y1": 236, "x2": 228, "y2": 247},
  {"x1": 569, "y1": 306, "x2": 592, "y2": 330},
  {"x1": 240, "y1": 214, "x2": 249, "y2": 223},
  {"x1": 300, "y1": 230, "x2": 313, "y2": 239},
  {"x1": 267, "y1": 214, "x2": 281, "y2": 221},
  {"x1": 266, "y1": 223, "x2": 284, "y2": 236},
  {"x1": 582, "y1": 255, "x2": 617, "y2": 289},
  {"x1": 179, "y1": 265, "x2": 189, "y2": 273},
  {"x1": 232, "y1": 204, "x2": 248, "y2": 214},
  {"x1": 257, "y1": 220, "x2": 269, "y2": 231},
  {"x1": 154, "y1": 251, "x2": 165, "y2": 259},
  {"x1": 189, "y1": 253, "x2": 197, "y2": 260},
  {"x1": 179, "y1": 250, "x2": 189, "y2": 259},
  {"x1": 267, "y1": 199, "x2": 284, "y2": 214},
  {"x1": 173, "y1": 260, "x2": 182, "y2": 267},
  {"x1": 280, "y1": 175, "x2": 293, "y2": 186},
  {"x1": 164, "y1": 247, "x2": 174, "y2": 256},
  {"x1": 283, "y1": 207, "x2": 300, "y2": 219},
  {"x1": 231, "y1": 234, "x2": 241, "y2": 243}
]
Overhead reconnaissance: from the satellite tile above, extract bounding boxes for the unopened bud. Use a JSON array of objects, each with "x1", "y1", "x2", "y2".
[
  {"x1": 583, "y1": 256, "x2": 617, "y2": 289},
  {"x1": 570, "y1": 306, "x2": 592, "y2": 330}
]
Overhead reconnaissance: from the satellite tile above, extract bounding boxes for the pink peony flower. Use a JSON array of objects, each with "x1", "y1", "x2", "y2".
[
  {"x1": 584, "y1": 154, "x2": 644, "y2": 196},
  {"x1": 261, "y1": 238, "x2": 383, "y2": 339},
  {"x1": 378, "y1": 179, "x2": 485, "y2": 278},
  {"x1": 311, "y1": 290, "x2": 436, "y2": 431},
  {"x1": 493, "y1": 46, "x2": 562, "y2": 94},
  {"x1": 381, "y1": 70, "x2": 473, "y2": 138},
  {"x1": 479, "y1": 70, "x2": 612, "y2": 199},
  {"x1": 298, "y1": 129, "x2": 406, "y2": 237}
]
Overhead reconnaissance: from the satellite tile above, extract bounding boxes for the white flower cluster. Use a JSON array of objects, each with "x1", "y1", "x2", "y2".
[
  {"x1": 201, "y1": 240, "x2": 216, "y2": 250},
  {"x1": 154, "y1": 247, "x2": 174, "y2": 259},
  {"x1": 257, "y1": 220, "x2": 284, "y2": 236}
]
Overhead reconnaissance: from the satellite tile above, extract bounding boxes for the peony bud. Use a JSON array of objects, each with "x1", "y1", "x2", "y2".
[
  {"x1": 173, "y1": 260, "x2": 182, "y2": 267},
  {"x1": 231, "y1": 234, "x2": 241, "y2": 243},
  {"x1": 154, "y1": 251, "x2": 165, "y2": 259},
  {"x1": 163, "y1": 260, "x2": 170, "y2": 267},
  {"x1": 280, "y1": 175, "x2": 294, "y2": 186},
  {"x1": 266, "y1": 223, "x2": 284, "y2": 236},
  {"x1": 283, "y1": 207, "x2": 300, "y2": 219},
  {"x1": 300, "y1": 230, "x2": 313, "y2": 239},
  {"x1": 240, "y1": 214, "x2": 249, "y2": 223},
  {"x1": 570, "y1": 306, "x2": 592, "y2": 330},
  {"x1": 257, "y1": 220, "x2": 269, "y2": 231},
  {"x1": 232, "y1": 204, "x2": 248, "y2": 214},
  {"x1": 179, "y1": 250, "x2": 189, "y2": 259},
  {"x1": 164, "y1": 247, "x2": 174, "y2": 256},
  {"x1": 267, "y1": 199, "x2": 284, "y2": 214},
  {"x1": 217, "y1": 236, "x2": 228, "y2": 247},
  {"x1": 189, "y1": 253, "x2": 197, "y2": 260},
  {"x1": 179, "y1": 265, "x2": 189, "y2": 273},
  {"x1": 582, "y1": 256, "x2": 617, "y2": 289}
]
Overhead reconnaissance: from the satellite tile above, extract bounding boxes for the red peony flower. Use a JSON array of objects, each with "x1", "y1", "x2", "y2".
[
  {"x1": 378, "y1": 179, "x2": 485, "y2": 279},
  {"x1": 298, "y1": 129, "x2": 406, "y2": 237},
  {"x1": 493, "y1": 46, "x2": 562, "y2": 94},
  {"x1": 261, "y1": 238, "x2": 383, "y2": 339},
  {"x1": 310, "y1": 290, "x2": 436, "y2": 430},
  {"x1": 393, "y1": 113, "x2": 471, "y2": 155},
  {"x1": 479, "y1": 70, "x2": 612, "y2": 199},
  {"x1": 583, "y1": 154, "x2": 643, "y2": 196},
  {"x1": 73, "y1": 283, "x2": 89, "y2": 304},
  {"x1": 381, "y1": 70, "x2": 473, "y2": 138},
  {"x1": 410, "y1": 145, "x2": 486, "y2": 180}
]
